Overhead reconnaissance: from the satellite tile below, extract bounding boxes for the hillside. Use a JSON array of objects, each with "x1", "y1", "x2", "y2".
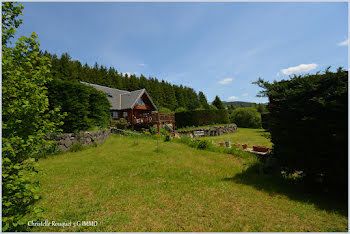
[{"x1": 222, "y1": 101, "x2": 253, "y2": 107}]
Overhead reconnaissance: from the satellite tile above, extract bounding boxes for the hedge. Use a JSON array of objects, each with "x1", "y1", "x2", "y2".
[
  {"x1": 229, "y1": 107, "x2": 262, "y2": 128},
  {"x1": 47, "y1": 80, "x2": 111, "y2": 132},
  {"x1": 175, "y1": 109, "x2": 229, "y2": 128},
  {"x1": 254, "y1": 68, "x2": 348, "y2": 196}
]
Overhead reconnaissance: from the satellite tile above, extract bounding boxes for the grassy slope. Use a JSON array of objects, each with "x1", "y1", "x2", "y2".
[
  {"x1": 203, "y1": 127, "x2": 273, "y2": 148},
  {"x1": 33, "y1": 135, "x2": 347, "y2": 232}
]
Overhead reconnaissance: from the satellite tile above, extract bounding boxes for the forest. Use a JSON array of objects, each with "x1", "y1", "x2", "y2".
[{"x1": 40, "y1": 51, "x2": 209, "y2": 112}]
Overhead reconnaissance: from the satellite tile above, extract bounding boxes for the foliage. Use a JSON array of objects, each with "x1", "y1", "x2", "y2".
[
  {"x1": 198, "y1": 91, "x2": 210, "y2": 109},
  {"x1": 212, "y1": 95, "x2": 225, "y2": 109},
  {"x1": 113, "y1": 118, "x2": 130, "y2": 129},
  {"x1": 260, "y1": 112, "x2": 271, "y2": 130},
  {"x1": 2, "y1": 2, "x2": 62, "y2": 231},
  {"x1": 175, "y1": 109, "x2": 230, "y2": 128},
  {"x1": 164, "y1": 134, "x2": 171, "y2": 142},
  {"x1": 195, "y1": 139, "x2": 212, "y2": 150},
  {"x1": 159, "y1": 127, "x2": 168, "y2": 135},
  {"x1": 41, "y1": 51, "x2": 207, "y2": 111},
  {"x1": 209, "y1": 105, "x2": 218, "y2": 110},
  {"x1": 250, "y1": 103, "x2": 268, "y2": 113},
  {"x1": 47, "y1": 79, "x2": 111, "y2": 132},
  {"x1": 253, "y1": 68, "x2": 348, "y2": 196},
  {"x1": 158, "y1": 106, "x2": 173, "y2": 114},
  {"x1": 68, "y1": 142, "x2": 84, "y2": 152},
  {"x1": 226, "y1": 104, "x2": 236, "y2": 114},
  {"x1": 175, "y1": 107, "x2": 187, "y2": 113},
  {"x1": 149, "y1": 126, "x2": 157, "y2": 135},
  {"x1": 230, "y1": 107, "x2": 262, "y2": 128},
  {"x1": 88, "y1": 87, "x2": 111, "y2": 129}
]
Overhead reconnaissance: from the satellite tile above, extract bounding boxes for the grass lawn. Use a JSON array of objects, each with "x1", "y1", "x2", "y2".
[
  {"x1": 177, "y1": 123, "x2": 234, "y2": 131},
  {"x1": 32, "y1": 135, "x2": 347, "y2": 232},
  {"x1": 202, "y1": 127, "x2": 273, "y2": 148}
]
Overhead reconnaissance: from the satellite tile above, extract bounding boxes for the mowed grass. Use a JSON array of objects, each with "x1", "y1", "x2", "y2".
[
  {"x1": 177, "y1": 123, "x2": 234, "y2": 131},
  {"x1": 32, "y1": 135, "x2": 347, "y2": 232},
  {"x1": 203, "y1": 127, "x2": 273, "y2": 148}
]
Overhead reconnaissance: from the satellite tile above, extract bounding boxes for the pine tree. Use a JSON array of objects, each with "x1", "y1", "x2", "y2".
[
  {"x1": 198, "y1": 91, "x2": 209, "y2": 109},
  {"x1": 212, "y1": 96, "x2": 225, "y2": 109},
  {"x1": 44, "y1": 51, "x2": 225, "y2": 112}
]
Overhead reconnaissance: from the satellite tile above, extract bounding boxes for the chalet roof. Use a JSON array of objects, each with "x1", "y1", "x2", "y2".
[{"x1": 80, "y1": 81, "x2": 158, "y2": 111}]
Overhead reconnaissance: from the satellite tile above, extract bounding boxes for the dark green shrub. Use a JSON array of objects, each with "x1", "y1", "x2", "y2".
[
  {"x1": 175, "y1": 107, "x2": 187, "y2": 113},
  {"x1": 196, "y1": 139, "x2": 211, "y2": 150},
  {"x1": 160, "y1": 127, "x2": 168, "y2": 135},
  {"x1": 230, "y1": 107, "x2": 262, "y2": 128},
  {"x1": 254, "y1": 67, "x2": 348, "y2": 196},
  {"x1": 260, "y1": 112, "x2": 271, "y2": 130},
  {"x1": 175, "y1": 109, "x2": 229, "y2": 128},
  {"x1": 149, "y1": 126, "x2": 157, "y2": 135},
  {"x1": 158, "y1": 106, "x2": 173, "y2": 114},
  {"x1": 47, "y1": 79, "x2": 111, "y2": 133},
  {"x1": 164, "y1": 134, "x2": 171, "y2": 142},
  {"x1": 69, "y1": 142, "x2": 84, "y2": 152},
  {"x1": 113, "y1": 118, "x2": 130, "y2": 129}
]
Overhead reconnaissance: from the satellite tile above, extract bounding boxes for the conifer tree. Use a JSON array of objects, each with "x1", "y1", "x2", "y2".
[
  {"x1": 198, "y1": 91, "x2": 209, "y2": 109},
  {"x1": 212, "y1": 95, "x2": 225, "y2": 109}
]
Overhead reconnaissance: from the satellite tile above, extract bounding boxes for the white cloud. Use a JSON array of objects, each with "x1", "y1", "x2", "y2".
[
  {"x1": 139, "y1": 63, "x2": 146, "y2": 67},
  {"x1": 218, "y1": 78, "x2": 233, "y2": 85},
  {"x1": 281, "y1": 63, "x2": 318, "y2": 75},
  {"x1": 276, "y1": 72, "x2": 280, "y2": 77},
  {"x1": 242, "y1": 93, "x2": 248, "y2": 97},
  {"x1": 228, "y1": 96, "x2": 238, "y2": 100},
  {"x1": 338, "y1": 39, "x2": 349, "y2": 46}
]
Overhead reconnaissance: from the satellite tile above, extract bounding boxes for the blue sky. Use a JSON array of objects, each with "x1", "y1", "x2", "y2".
[{"x1": 16, "y1": 2, "x2": 348, "y2": 103}]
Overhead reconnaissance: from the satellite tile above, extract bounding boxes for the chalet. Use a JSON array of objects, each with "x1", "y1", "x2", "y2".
[{"x1": 81, "y1": 82, "x2": 175, "y2": 132}]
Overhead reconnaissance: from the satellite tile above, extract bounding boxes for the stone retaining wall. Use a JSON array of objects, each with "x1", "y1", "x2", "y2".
[
  {"x1": 178, "y1": 124, "x2": 237, "y2": 137},
  {"x1": 51, "y1": 129, "x2": 112, "y2": 152}
]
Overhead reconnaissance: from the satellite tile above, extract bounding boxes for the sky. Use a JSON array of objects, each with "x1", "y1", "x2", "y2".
[{"x1": 15, "y1": 2, "x2": 348, "y2": 103}]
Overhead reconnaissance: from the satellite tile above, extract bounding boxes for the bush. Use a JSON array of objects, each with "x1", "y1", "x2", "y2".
[
  {"x1": 196, "y1": 139, "x2": 211, "y2": 150},
  {"x1": 47, "y1": 79, "x2": 111, "y2": 133},
  {"x1": 175, "y1": 109, "x2": 229, "y2": 128},
  {"x1": 175, "y1": 107, "x2": 187, "y2": 113},
  {"x1": 254, "y1": 67, "x2": 348, "y2": 196},
  {"x1": 113, "y1": 118, "x2": 130, "y2": 129},
  {"x1": 69, "y1": 142, "x2": 84, "y2": 152},
  {"x1": 149, "y1": 126, "x2": 157, "y2": 135},
  {"x1": 230, "y1": 107, "x2": 262, "y2": 128},
  {"x1": 164, "y1": 134, "x2": 171, "y2": 142},
  {"x1": 2, "y1": 3, "x2": 62, "y2": 231},
  {"x1": 158, "y1": 106, "x2": 173, "y2": 114}
]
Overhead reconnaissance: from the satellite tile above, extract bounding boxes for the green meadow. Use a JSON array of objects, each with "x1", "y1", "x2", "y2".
[{"x1": 32, "y1": 134, "x2": 347, "y2": 232}]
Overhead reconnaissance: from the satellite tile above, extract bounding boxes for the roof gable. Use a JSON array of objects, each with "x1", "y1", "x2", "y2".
[{"x1": 80, "y1": 81, "x2": 157, "y2": 111}]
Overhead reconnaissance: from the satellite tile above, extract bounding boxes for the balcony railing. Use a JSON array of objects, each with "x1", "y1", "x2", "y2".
[
  {"x1": 131, "y1": 113, "x2": 175, "y2": 124},
  {"x1": 132, "y1": 116, "x2": 154, "y2": 124}
]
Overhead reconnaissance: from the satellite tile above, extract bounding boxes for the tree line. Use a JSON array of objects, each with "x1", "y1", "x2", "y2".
[{"x1": 40, "y1": 52, "x2": 210, "y2": 112}]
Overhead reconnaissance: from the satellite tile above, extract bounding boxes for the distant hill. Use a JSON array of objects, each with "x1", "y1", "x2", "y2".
[{"x1": 222, "y1": 101, "x2": 253, "y2": 107}]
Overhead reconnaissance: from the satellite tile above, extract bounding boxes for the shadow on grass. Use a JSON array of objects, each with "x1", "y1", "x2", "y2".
[{"x1": 222, "y1": 163, "x2": 348, "y2": 217}]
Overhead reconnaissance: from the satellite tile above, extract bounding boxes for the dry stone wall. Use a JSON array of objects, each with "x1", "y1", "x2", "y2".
[
  {"x1": 51, "y1": 129, "x2": 112, "y2": 152},
  {"x1": 178, "y1": 124, "x2": 238, "y2": 136}
]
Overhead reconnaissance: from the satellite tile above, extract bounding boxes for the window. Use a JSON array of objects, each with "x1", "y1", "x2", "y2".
[
  {"x1": 136, "y1": 98, "x2": 146, "y2": 106},
  {"x1": 123, "y1": 112, "x2": 128, "y2": 118},
  {"x1": 112, "y1": 111, "x2": 118, "y2": 119}
]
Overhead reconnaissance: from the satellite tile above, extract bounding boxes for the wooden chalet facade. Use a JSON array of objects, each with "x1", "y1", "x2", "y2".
[{"x1": 81, "y1": 82, "x2": 175, "y2": 132}]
